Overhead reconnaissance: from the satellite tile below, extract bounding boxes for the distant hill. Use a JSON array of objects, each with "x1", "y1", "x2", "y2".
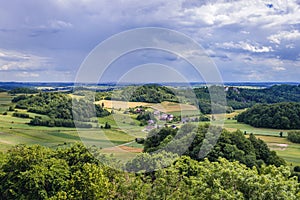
[
  {"x1": 227, "y1": 84, "x2": 300, "y2": 105},
  {"x1": 102, "y1": 84, "x2": 179, "y2": 103},
  {"x1": 8, "y1": 87, "x2": 39, "y2": 95}
]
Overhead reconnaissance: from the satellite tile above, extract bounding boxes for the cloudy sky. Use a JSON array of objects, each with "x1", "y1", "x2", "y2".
[{"x1": 0, "y1": 0, "x2": 300, "y2": 82}]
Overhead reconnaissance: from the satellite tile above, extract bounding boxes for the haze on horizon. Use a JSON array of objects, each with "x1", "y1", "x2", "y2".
[{"x1": 0, "y1": 0, "x2": 300, "y2": 83}]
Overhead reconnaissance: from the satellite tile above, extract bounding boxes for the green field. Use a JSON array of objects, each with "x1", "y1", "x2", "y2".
[
  {"x1": 0, "y1": 92, "x2": 12, "y2": 112},
  {"x1": 223, "y1": 119, "x2": 294, "y2": 136},
  {"x1": 0, "y1": 92, "x2": 145, "y2": 152}
]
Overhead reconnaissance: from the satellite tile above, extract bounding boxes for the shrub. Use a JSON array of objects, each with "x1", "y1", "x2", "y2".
[
  {"x1": 287, "y1": 131, "x2": 300, "y2": 143},
  {"x1": 12, "y1": 112, "x2": 30, "y2": 118},
  {"x1": 294, "y1": 166, "x2": 300, "y2": 172}
]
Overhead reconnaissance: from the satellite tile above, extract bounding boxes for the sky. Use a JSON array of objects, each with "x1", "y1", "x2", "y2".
[{"x1": 0, "y1": 0, "x2": 300, "y2": 82}]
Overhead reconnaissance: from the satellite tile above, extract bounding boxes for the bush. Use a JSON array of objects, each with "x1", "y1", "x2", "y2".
[
  {"x1": 135, "y1": 138, "x2": 145, "y2": 144},
  {"x1": 294, "y1": 166, "x2": 300, "y2": 172},
  {"x1": 287, "y1": 131, "x2": 300, "y2": 143},
  {"x1": 104, "y1": 122, "x2": 111, "y2": 129},
  {"x1": 8, "y1": 106, "x2": 15, "y2": 111},
  {"x1": 12, "y1": 112, "x2": 30, "y2": 118}
]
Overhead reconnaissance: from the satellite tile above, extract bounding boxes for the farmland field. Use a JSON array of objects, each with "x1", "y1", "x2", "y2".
[
  {"x1": 1, "y1": 92, "x2": 300, "y2": 166},
  {"x1": 96, "y1": 100, "x2": 198, "y2": 113}
]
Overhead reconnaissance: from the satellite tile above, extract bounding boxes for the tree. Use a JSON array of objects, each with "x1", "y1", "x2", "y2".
[
  {"x1": 0, "y1": 143, "x2": 298, "y2": 199},
  {"x1": 280, "y1": 131, "x2": 283, "y2": 137},
  {"x1": 104, "y1": 122, "x2": 111, "y2": 129}
]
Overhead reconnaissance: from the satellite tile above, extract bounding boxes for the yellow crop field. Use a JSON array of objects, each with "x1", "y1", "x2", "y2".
[{"x1": 95, "y1": 100, "x2": 198, "y2": 113}]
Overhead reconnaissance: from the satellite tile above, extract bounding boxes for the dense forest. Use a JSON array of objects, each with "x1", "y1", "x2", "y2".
[
  {"x1": 8, "y1": 87, "x2": 39, "y2": 95},
  {"x1": 11, "y1": 93, "x2": 110, "y2": 127},
  {"x1": 143, "y1": 124, "x2": 285, "y2": 168},
  {"x1": 193, "y1": 84, "x2": 300, "y2": 113},
  {"x1": 0, "y1": 143, "x2": 299, "y2": 199},
  {"x1": 96, "y1": 84, "x2": 179, "y2": 103},
  {"x1": 237, "y1": 102, "x2": 300, "y2": 129}
]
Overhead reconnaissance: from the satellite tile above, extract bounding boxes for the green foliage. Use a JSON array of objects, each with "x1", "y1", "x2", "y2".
[
  {"x1": 9, "y1": 87, "x2": 39, "y2": 95},
  {"x1": 288, "y1": 131, "x2": 300, "y2": 143},
  {"x1": 194, "y1": 85, "x2": 300, "y2": 112},
  {"x1": 125, "y1": 151, "x2": 179, "y2": 172},
  {"x1": 144, "y1": 127, "x2": 178, "y2": 152},
  {"x1": 0, "y1": 145, "x2": 69, "y2": 199},
  {"x1": 144, "y1": 124, "x2": 285, "y2": 168},
  {"x1": 11, "y1": 92, "x2": 110, "y2": 127},
  {"x1": 0, "y1": 143, "x2": 299, "y2": 199},
  {"x1": 227, "y1": 84, "x2": 300, "y2": 107},
  {"x1": 12, "y1": 112, "x2": 30, "y2": 118},
  {"x1": 29, "y1": 116, "x2": 93, "y2": 128},
  {"x1": 94, "y1": 91, "x2": 112, "y2": 101},
  {"x1": 158, "y1": 157, "x2": 300, "y2": 200},
  {"x1": 294, "y1": 166, "x2": 300, "y2": 172},
  {"x1": 109, "y1": 84, "x2": 179, "y2": 103},
  {"x1": 237, "y1": 102, "x2": 300, "y2": 129},
  {"x1": 136, "y1": 111, "x2": 155, "y2": 125}
]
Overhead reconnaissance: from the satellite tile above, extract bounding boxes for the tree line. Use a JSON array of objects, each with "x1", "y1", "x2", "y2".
[
  {"x1": 12, "y1": 92, "x2": 110, "y2": 127},
  {"x1": 237, "y1": 102, "x2": 300, "y2": 129},
  {"x1": 95, "y1": 84, "x2": 179, "y2": 103},
  {"x1": 192, "y1": 84, "x2": 300, "y2": 113}
]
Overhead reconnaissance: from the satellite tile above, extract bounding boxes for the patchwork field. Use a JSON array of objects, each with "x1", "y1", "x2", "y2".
[
  {"x1": 150, "y1": 101, "x2": 198, "y2": 113},
  {"x1": 1, "y1": 92, "x2": 300, "y2": 166}
]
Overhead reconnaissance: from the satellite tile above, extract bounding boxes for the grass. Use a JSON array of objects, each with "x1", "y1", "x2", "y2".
[
  {"x1": 0, "y1": 93, "x2": 138, "y2": 152},
  {"x1": 98, "y1": 113, "x2": 146, "y2": 137},
  {"x1": 0, "y1": 109, "x2": 136, "y2": 152},
  {"x1": 246, "y1": 135, "x2": 300, "y2": 166},
  {"x1": 0, "y1": 92, "x2": 12, "y2": 113},
  {"x1": 150, "y1": 101, "x2": 198, "y2": 113},
  {"x1": 223, "y1": 119, "x2": 298, "y2": 137},
  {"x1": 170, "y1": 110, "x2": 201, "y2": 117}
]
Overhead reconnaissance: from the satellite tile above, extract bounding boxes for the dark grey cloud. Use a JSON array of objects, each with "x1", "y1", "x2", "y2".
[{"x1": 0, "y1": 0, "x2": 299, "y2": 81}]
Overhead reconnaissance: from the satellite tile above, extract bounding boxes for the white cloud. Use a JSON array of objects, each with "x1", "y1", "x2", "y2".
[
  {"x1": 16, "y1": 72, "x2": 39, "y2": 77},
  {"x1": 176, "y1": 0, "x2": 300, "y2": 28},
  {"x1": 0, "y1": 49, "x2": 51, "y2": 71},
  {"x1": 218, "y1": 41, "x2": 273, "y2": 53},
  {"x1": 272, "y1": 66, "x2": 286, "y2": 71},
  {"x1": 45, "y1": 20, "x2": 72, "y2": 30},
  {"x1": 268, "y1": 30, "x2": 300, "y2": 44}
]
